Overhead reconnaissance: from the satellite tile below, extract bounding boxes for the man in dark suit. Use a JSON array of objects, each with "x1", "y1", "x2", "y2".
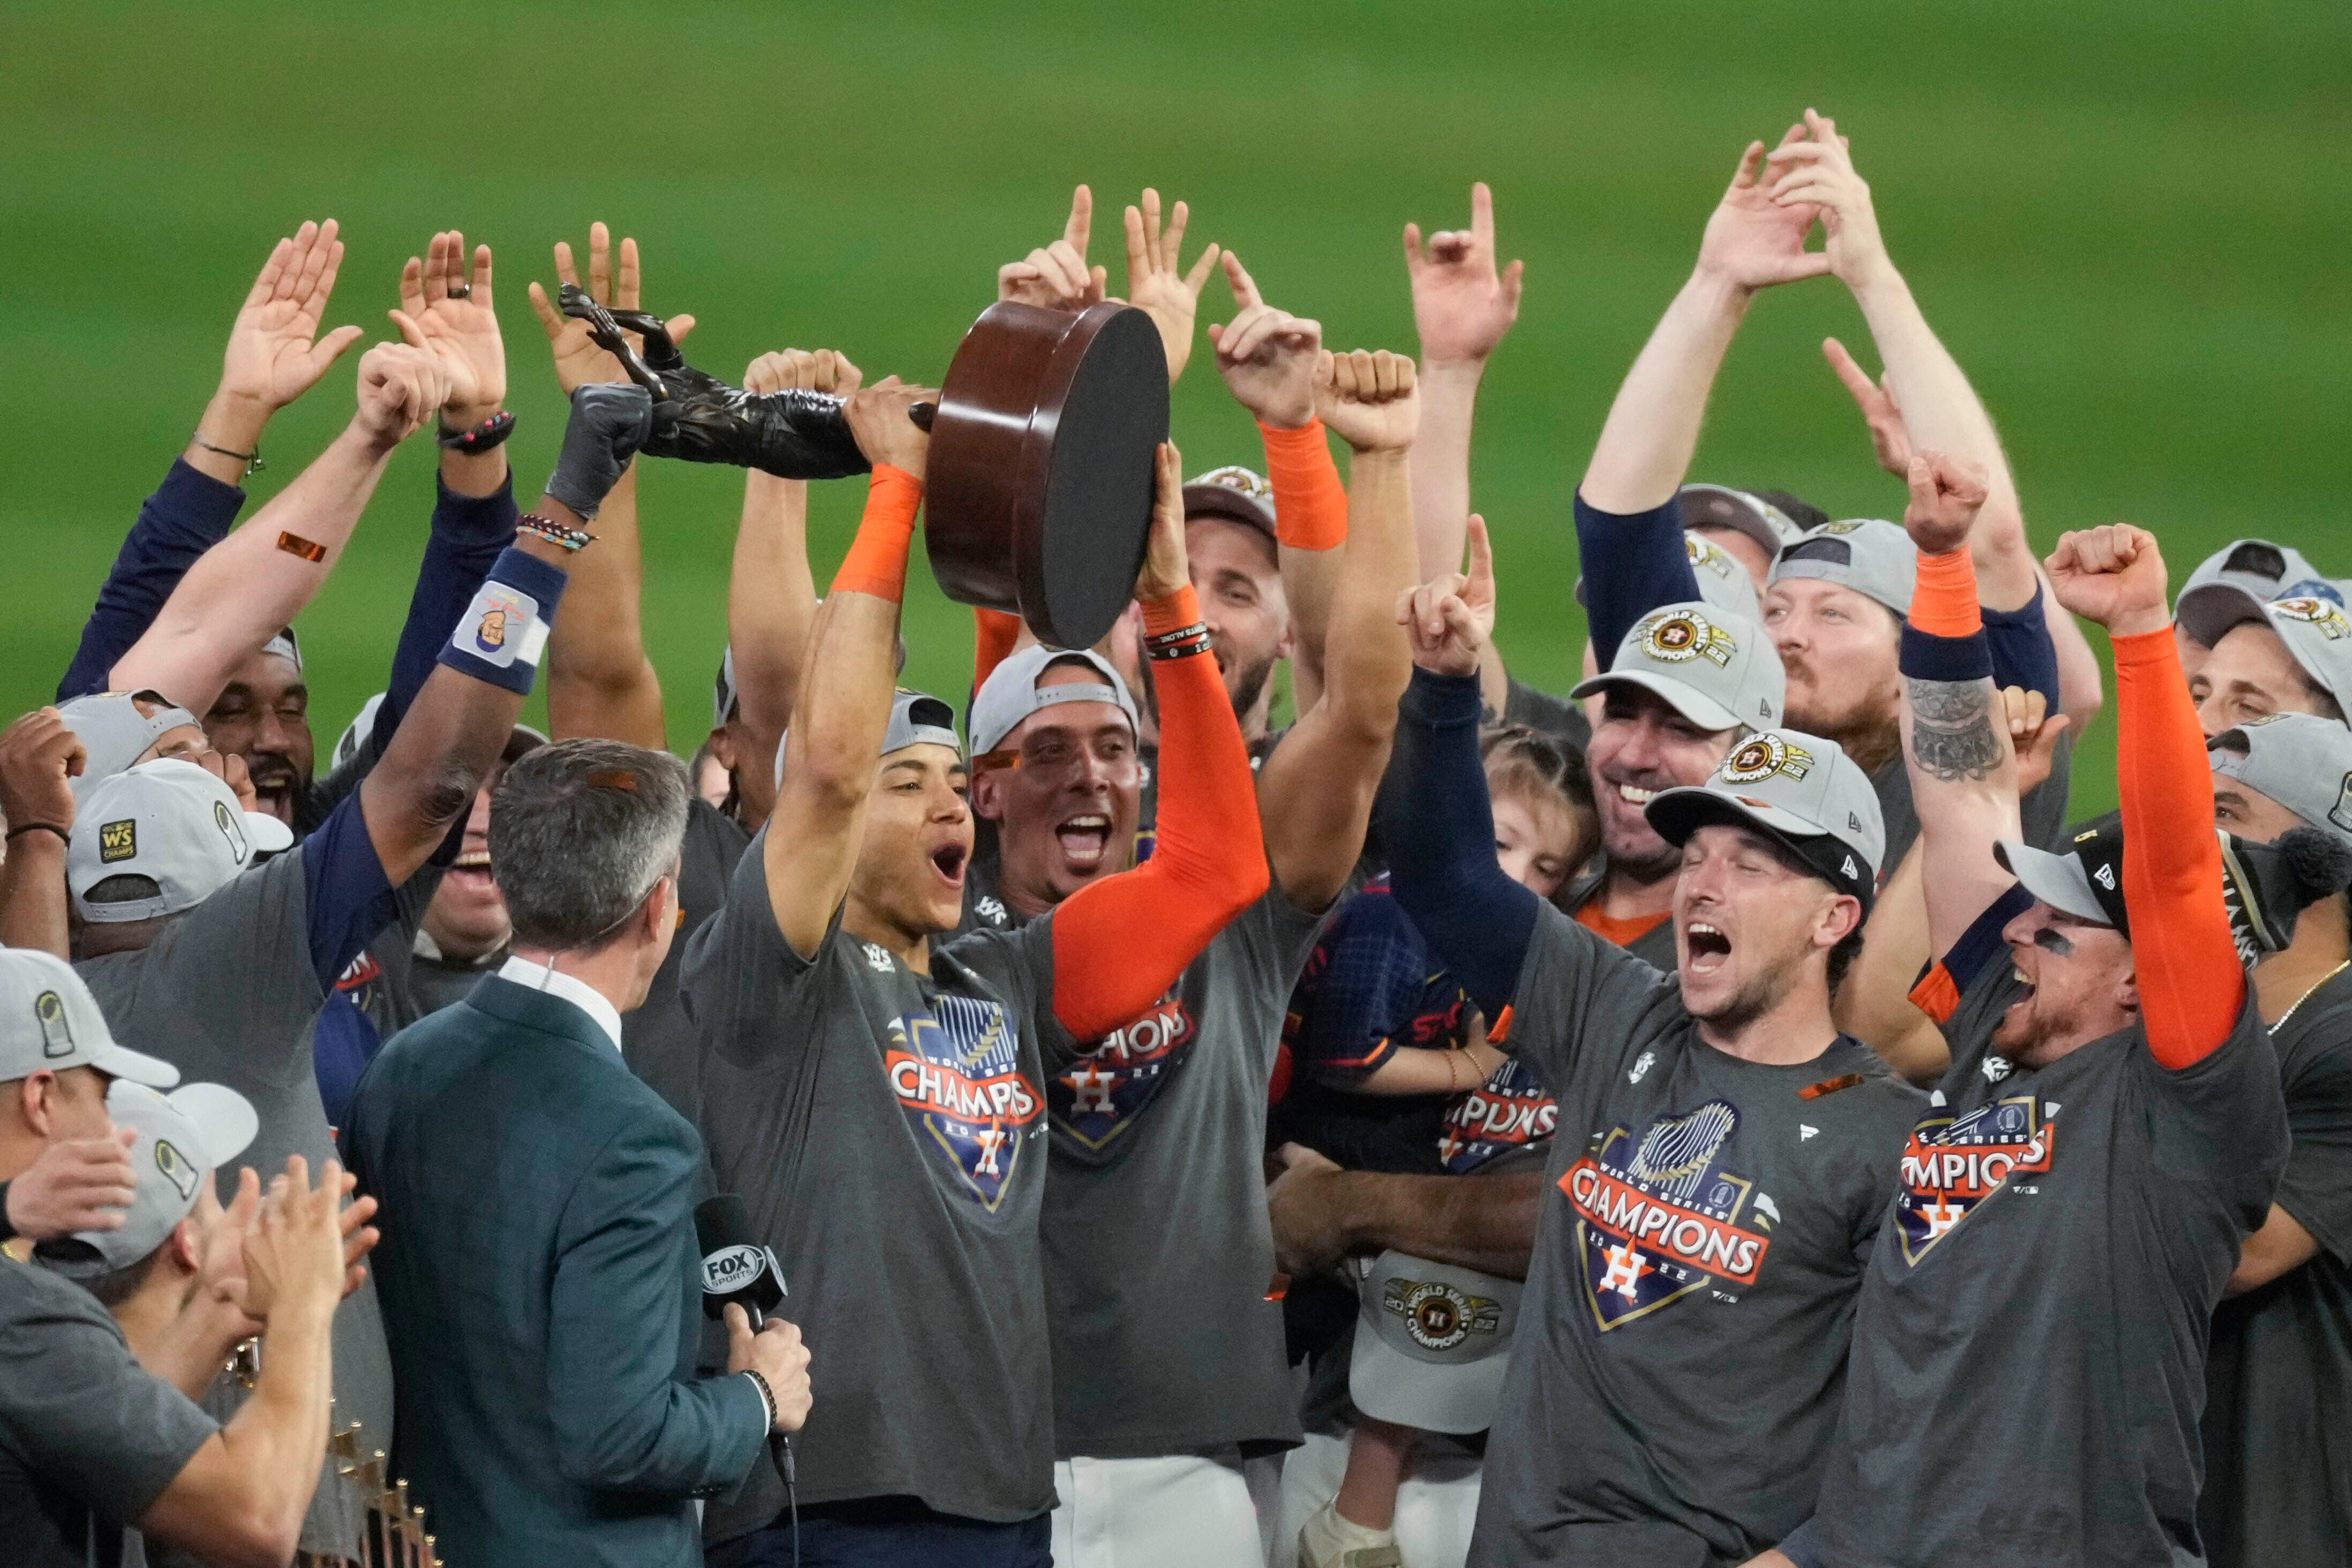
[{"x1": 345, "y1": 738, "x2": 809, "y2": 1568}]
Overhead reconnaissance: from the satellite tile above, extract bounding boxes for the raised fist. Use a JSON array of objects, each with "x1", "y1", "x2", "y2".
[
  {"x1": 1314, "y1": 349, "x2": 1419, "y2": 454},
  {"x1": 2047, "y1": 524, "x2": 2170, "y2": 639},
  {"x1": 1901, "y1": 450, "x2": 1988, "y2": 557},
  {"x1": 546, "y1": 384, "x2": 657, "y2": 521},
  {"x1": 0, "y1": 707, "x2": 85, "y2": 835},
  {"x1": 353, "y1": 343, "x2": 448, "y2": 449}
]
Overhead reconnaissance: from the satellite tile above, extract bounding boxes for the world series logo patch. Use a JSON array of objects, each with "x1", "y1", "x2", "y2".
[
  {"x1": 1893, "y1": 1092, "x2": 2056, "y2": 1264},
  {"x1": 1721, "y1": 734, "x2": 1813, "y2": 785},
  {"x1": 885, "y1": 994, "x2": 1039, "y2": 1211},
  {"x1": 1563, "y1": 1099, "x2": 1774, "y2": 1330},
  {"x1": 1382, "y1": 1276, "x2": 1503, "y2": 1352},
  {"x1": 2274, "y1": 596, "x2": 2352, "y2": 641},
  {"x1": 99, "y1": 819, "x2": 137, "y2": 863},
  {"x1": 1050, "y1": 989, "x2": 1198, "y2": 1155},
  {"x1": 1637, "y1": 608, "x2": 1738, "y2": 669}
]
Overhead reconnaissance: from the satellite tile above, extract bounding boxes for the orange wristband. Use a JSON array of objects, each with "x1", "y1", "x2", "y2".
[
  {"x1": 831, "y1": 465, "x2": 923, "y2": 602},
  {"x1": 1259, "y1": 420, "x2": 1348, "y2": 552},
  {"x1": 1910, "y1": 548, "x2": 1982, "y2": 639},
  {"x1": 1140, "y1": 583, "x2": 1204, "y2": 638}
]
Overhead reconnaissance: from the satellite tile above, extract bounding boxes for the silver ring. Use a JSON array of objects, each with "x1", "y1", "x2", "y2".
[{"x1": 448, "y1": 284, "x2": 472, "y2": 300}]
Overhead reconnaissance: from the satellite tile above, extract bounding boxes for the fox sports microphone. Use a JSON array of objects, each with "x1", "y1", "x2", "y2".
[{"x1": 695, "y1": 1194, "x2": 797, "y2": 1499}]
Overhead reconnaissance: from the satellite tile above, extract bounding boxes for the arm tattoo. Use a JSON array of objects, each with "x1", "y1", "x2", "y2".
[{"x1": 1908, "y1": 678, "x2": 2003, "y2": 782}]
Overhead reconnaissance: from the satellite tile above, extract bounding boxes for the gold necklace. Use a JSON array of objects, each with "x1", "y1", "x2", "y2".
[{"x1": 2271, "y1": 959, "x2": 2352, "y2": 1035}]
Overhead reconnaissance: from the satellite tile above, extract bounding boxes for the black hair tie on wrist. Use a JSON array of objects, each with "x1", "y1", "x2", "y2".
[
  {"x1": 3, "y1": 822, "x2": 70, "y2": 846},
  {"x1": 439, "y1": 409, "x2": 517, "y2": 454}
]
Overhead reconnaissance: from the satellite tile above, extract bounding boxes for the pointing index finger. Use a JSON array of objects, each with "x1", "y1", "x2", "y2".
[
  {"x1": 1469, "y1": 181, "x2": 1494, "y2": 250},
  {"x1": 1064, "y1": 185, "x2": 1092, "y2": 258}
]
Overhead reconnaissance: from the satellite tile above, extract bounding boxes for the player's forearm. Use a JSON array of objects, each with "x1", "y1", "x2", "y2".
[
  {"x1": 729, "y1": 472, "x2": 819, "y2": 751},
  {"x1": 1321, "y1": 448, "x2": 1418, "y2": 744},
  {"x1": 111, "y1": 420, "x2": 396, "y2": 712},
  {"x1": 59, "y1": 460, "x2": 245, "y2": 702},
  {"x1": 131, "y1": 1298, "x2": 257, "y2": 1401},
  {"x1": 1335, "y1": 1170, "x2": 1540, "y2": 1280},
  {"x1": 546, "y1": 463, "x2": 665, "y2": 748},
  {"x1": 1410, "y1": 358, "x2": 1483, "y2": 579},
  {"x1": 215, "y1": 1301, "x2": 334, "y2": 1561},
  {"x1": 1263, "y1": 420, "x2": 1350, "y2": 702},
  {"x1": 1849, "y1": 270, "x2": 2036, "y2": 610},
  {"x1": 0, "y1": 832, "x2": 70, "y2": 958},
  {"x1": 1579, "y1": 268, "x2": 1748, "y2": 514}
]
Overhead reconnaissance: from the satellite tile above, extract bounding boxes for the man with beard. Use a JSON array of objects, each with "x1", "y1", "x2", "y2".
[
  {"x1": 1360, "y1": 518, "x2": 1921, "y2": 1566},
  {"x1": 956, "y1": 345, "x2": 1416, "y2": 1568},
  {"x1": 1768, "y1": 523, "x2": 2316, "y2": 1566}
]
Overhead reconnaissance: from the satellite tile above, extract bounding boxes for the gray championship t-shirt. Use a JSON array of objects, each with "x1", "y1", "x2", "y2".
[
  {"x1": 1810, "y1": 971, "x2": 2289, "y2": 1566},
  {"x1": 1466, "y1": 907, "x2": 1923, "y2": 1567},
  {"x1": 2200, "y1": 962, "x2": 2352, "y2": 1568},
  {"x1": 682, "y1": 834, "x2": 1065, "y2": 1536},
  {"x1": 1039, "y1": 887, "x2": 1326, "y2": 1458},
  {"x1": 74, "y1": 850, "x2": 394, "y2": 1552},
  {"x1": 0, "y1": 1260, "x2": 219, "y2": 1568},
  {"x1": 625, "y1": 797, "x2": 751, "y2": 1129}
]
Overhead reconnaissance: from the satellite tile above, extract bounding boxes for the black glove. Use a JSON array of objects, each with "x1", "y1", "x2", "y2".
[
  {"x1": 557, "y1": 284, "x2": 872, "y2": 480},
  {"x1": 545, "y1": 383, "x2": 654, "y2": 520}
]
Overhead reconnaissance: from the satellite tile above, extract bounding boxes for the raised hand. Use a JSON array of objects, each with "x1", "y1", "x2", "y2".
[
  {"x1": 389, "y1": 230, "x2": 505, "y2": 428},
  {"x1": 1, "y1": 1128, "x2": 135, "y2": 1241},
  {"x1": 351, "y1": 342, "x2": 448, "y2": 450},
  {"x1": 217, "y1": 220, "x2": 366, "y2": 415},
  {"x1": 1205, "y1": 253, "x2": 1320, "y2": 429},
  {"x1": 1134, "y1": 442, "x2": 1189, "y2": 602},
  {"x1": 1823, "y1": 336, "x2": 1910, "y2": 475},
  {"x1": 1901, "y1": 450, "x2": 1989, "y2": 557},
  {"x1": 998, "y1": 185, "x2": 1106, "y2": 311},
  {"x1": 237, "y1": 1157, "x2": 364, "y2": 1325},
  {"x1": 526, "y1": 224, "x2": 697, "y2": 395},
  {"x1": 744, "y1": 349, "x2": 864, "y2": 397},
  {"x1": 842, "y1": 376, "x2": 936, "y2": 480},
  {"x1": 1695, "y1": 127, "x2": 1833, "y2": 292},
  {"x1": 0, "y1": 706, "x2": 86, "y2": 838},
  {"x1": 1314, "y1": 348, "x2": 1420, "y2": 454},
  {"x1": 1764, "y1": 110, "x2": 1890, "y2": 290},
  {"x1": 1404, "y1": 182, "x2": 1524, "y2": 365},
  {"x1": 1394, "y1": 514, "x2": 1496, "y2": 677},
  {"x1": 2047, "y1": 524, "x2": 2171, "y2": 639},
  {"x1": 1119, "y1": 189, "x2": 1220, "y2": 384},
  {"x1": 2001, "y1": 685, "x2": 2072, "y2": 797}
]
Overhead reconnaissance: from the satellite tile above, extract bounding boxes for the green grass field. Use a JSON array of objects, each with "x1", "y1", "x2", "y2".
[{"x1": 5, "y1": 1, "x2": 2347, "y2": 812}]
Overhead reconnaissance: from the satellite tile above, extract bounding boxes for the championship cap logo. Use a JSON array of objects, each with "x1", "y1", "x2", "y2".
[
  {"x1": 152, "y1": 1136, "x2": 199, "y2": 1202},
  {"x1": 1818, "y1": 521, "x2": 1863, "y2": 535},
  {"x1": 1637, "y1": 609, "x2": 1736, "y2": 670},
  {"x1": 213, "y1": 799, "x2": 248, "y2": 862},
  {"x1": 34, "y1": 990, "x2": 73, "y2": 1058},
  {"x1": 1684, "y1": 534, "x2": 1736, "y2": 579},
  {"x1": 1721, "y1": 734, "x2": 1814, "y2": 785},
  {"x1": 99, "y1": 819, "x2": 138, "y2": 863},
  {"x1": 2274, "y1": 596, "x2": 2351, "y2": 641},
  {"x1": 1381, "y1": 1276, "x2": 1502, "y2": 1353}
]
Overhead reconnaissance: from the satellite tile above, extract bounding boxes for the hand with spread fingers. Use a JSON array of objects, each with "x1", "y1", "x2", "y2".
[
  {"x1": 2047, "y1": 523, "x2": 2172, "y2": 639},
  {"x1": 526, "y1": 224, "x2": 697, "y2": 395},
  {"x1": 1205, "y1": 253, "x2": 1320, "y2": 429},
  {"x1": 390, "y1": 230, "x2": 506, "y2": 429},
  {"x1": 1901, "y1": 449, "x2": 1990, "y2": 557},
  {"x1": 998, "y1": 185, "x2": 1107, "y2": 312},
  {"x1": 1823, "y1": 336, "x2": 1911, "y2": 475},
  {"x1": 1405, "y1": 181, "x2": 1525, "y2": 366},
  {"x1": 1313, "y1": 348, "x2": 1420, "y2": 454},
  {"x1": 1395, "y1": 515, "x2": 1496, "y2": 678},
  {"x1": 1695, "y1": 125, "x2": 1834, "y2": 292},
  {"x1": 1763, "y1": 109, "x2": 1889, "y2": 290},
  {"x1": 1118, "y1": 188, "x2": 1220, "y2": 384},
  {"x1": 216, "y1": 220, "x2": 367, "y2": 418}
]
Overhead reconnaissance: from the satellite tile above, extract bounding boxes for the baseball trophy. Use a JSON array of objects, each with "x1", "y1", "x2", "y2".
[{"x1": 560, "y1": 287, "x2": 1169, "y2": 650}]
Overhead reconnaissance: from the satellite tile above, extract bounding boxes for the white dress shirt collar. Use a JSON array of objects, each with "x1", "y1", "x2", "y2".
[{"x1": 497, "y1": 954, "x2": 624, "y2": 1053}]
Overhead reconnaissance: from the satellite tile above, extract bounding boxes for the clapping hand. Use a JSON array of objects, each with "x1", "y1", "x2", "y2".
[
  {"x1": 218, "y1": 220, "x2": 366, "y2": 416},
  {"x1": 390, "y1": 231, "x2": 505, "y2": 429},
  {"x1": 2047, "y1": 524, "x2": 2171, "y2": 639},
  {"x1": 1404, "y1": 182, "x2": 1524, "y2": 366},
  {"x1": 1205, "y1": 254, "x2": 1320, "y2": 429},
  {"x1": 527, "y1": 224, "x2": 697, "y2": 395},
  {"x1": 1394, "y1": 515, "x2": 1497, "y2": 677}
]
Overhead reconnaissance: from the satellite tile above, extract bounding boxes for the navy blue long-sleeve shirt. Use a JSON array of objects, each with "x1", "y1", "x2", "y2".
[{"x1": 59, "y1": 459, "x2": 246, "y2": 700}]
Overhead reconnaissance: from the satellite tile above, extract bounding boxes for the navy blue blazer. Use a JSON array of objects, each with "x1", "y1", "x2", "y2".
[{"x1": 343, "y1": 974, "x2": 767, "y2": 1568}]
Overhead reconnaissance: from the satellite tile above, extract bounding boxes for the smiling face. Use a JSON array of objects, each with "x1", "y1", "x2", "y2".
[
  {"x1": 973, "y1": 666, "x2": 1143, "y2": 917},
  {"x1": 1585, "y1": 687, "x2": 1739, "y2": 882},
  {"x1": 2191, "y1": 622, "x2": 2343, "y2": 737},
  {"x1": 203, "y1": 649, "x2": 314, "y2": 824},
  {"x1": 849, "y1": 743, "x2": 974, "y2": 942},
  {"x1": 423, "y1": 769, "x2": 511, "y2": 962},
  {"x1": 1993, "y1": 901, "x2": 2136, "y2": 1066},
  {"x1": 1672, "y1": 823, "x2": 1857, "y2": 1032},
  {"x1": 1183, "y1": 515, "x2": 1292, "y2": 730},
  {"x1": 1763, "y1": 578, "x2": 1902, "y2": 751}
]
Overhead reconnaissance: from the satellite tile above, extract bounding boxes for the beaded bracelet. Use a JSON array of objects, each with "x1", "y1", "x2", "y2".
[
  {"x1": 438, "y1": 409, "x2": 517, "y2": 454},
  {"x1": 1143, "y1": 621, "x2": 1213, "y2": 662},
  {"x1": 516, "y1": 513, "x2": 595, "y2": 553},
  {"x1": 741, "y1": 1367, "x2": 779, "y2": 1430}
]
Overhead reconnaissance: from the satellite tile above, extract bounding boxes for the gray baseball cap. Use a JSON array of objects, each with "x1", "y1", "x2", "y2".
[
  {"x1": 773, "y1": 688, "x2": 963, "y2": 791},
  {"x1": 2211, "y1": 713, "x2": 2352, "y2": 848},
  {"x1": 1645, "y1": 728, "x2": 1886, "y2": 906},
  {"x1": 37, "y1": 1078, "x2": 257, "y2": 1277},
  {"x1": 1678, "y1": 483, "x2": 1805, "y2": 557},
  {"x1": 1348, "y1": 1250, "x2": 1522, "y2": 1435},
  {"x1": 1768, "y1": 518, "x2": 1917, "y2": 619},
  {"x1": 1571, "y1": 602, "x2": 1783, "y2": 734},
  {"x1": 56, "y1": 691, "x2": 205, "y2": 803},
  {"x1": 69, "y1": 758, "x2": 295, "y2": 923},
  {"x1": 968, "y1": 646, "x2": 1140, "y2": 759},
  {"x1": 258, "y1": 626, "x2": 304, "y2": 674},
  {"x1": 2174, "y1": 539, "x2": 2327, "y2": 648},
  {"x1": 0, "y1": 948, "x2": 178, "y2": 1088},
  {"x1": 1182, "y1": 464, "x2": 1277, "y2": 540},
  {"x1": 2257, "y1": 595, "x2": 2352, "y2": 714}
]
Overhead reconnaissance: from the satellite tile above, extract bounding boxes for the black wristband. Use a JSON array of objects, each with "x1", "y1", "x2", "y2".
[
  {"x1": 1143, "y1": 621, "x2": 1213, "y2": 662},
  {"x1": 439, "y1": 409, "x2": 516, "y2": 454},
  {"x1": 3, "y1": 822, "x2": 69, "y2": 847}
]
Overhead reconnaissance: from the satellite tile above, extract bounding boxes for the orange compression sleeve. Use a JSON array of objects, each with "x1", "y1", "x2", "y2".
[
  {"x1": 1910, "y1": 548, "x2": 1982, "y2": 639},
  {"x1": 972, "y1": 609, "x2": 1023, "y2": 696},
  {"x1": 1051, "y1": 584, "x2": 1272, "y2": 1039},
  {"x1": 1260, "y1": 420, "x2": 1348, "y2": 552},
  {"x1": 2114, "y1": 625, "x2": 2244, "y2": 1068},
  {"x1": 830, "y1": 465, "x2": 922, "y2": 601}
]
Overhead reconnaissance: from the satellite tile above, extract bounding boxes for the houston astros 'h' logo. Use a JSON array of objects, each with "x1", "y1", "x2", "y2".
[
  {"x1": 2274, "y1": 596, "x2": 2351, "y2": 641},
  {"x1": 1638, "y1": 609, "x2": 1737, "y2": 669},
  {"x1": 1565, "y1": 1099, "x2": 1773, "y2": 1330},
  {"x1": 1721, "y1": 734, "x2": 1813, "y2": 785},
  {"x1": 1381, "y1": 1277, "x2": 1502, "y2": 1351}
]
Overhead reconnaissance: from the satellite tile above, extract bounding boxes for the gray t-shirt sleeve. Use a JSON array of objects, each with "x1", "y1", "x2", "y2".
[
  {"x1": 1504, "y1": 900, "x2": 1682, "y2": 1087},
  {"x1": 2275, "y1": 1005, "x2": 2352, "y2": 1263},
  {"x1": 2139, "y1": 994, "x2": 2292, "y2": 1204},
  {"x1": 679, "y1": 826, "x2": 830, "y2": 1066},
  {"x1": 0, "y1": 1269, "x2": 219, "y2": 1528},
  {"x1": 149, "y1": 853, "x2": 325, "y2": 1091}
]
